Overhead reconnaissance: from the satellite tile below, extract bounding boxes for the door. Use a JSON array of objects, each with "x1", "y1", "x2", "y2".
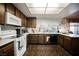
[
  {"x1": 15, "y1": 8, "x2": 21, "y2": 18},
  {"x1": 38, "y1": 34, "x2": 45, "y2": 44},
  {"x1": 57, "y1": 35, "x2": 64, "y2": 46},
  {"x1": 64, "y1": 36, "x2": 71, "y2": 51},
  {"x1": 0, "y1": 4, "x2": 5, "y2": 25},
  {"x1": 6, "y1": 4, "x2": 15, "y2": 15}
]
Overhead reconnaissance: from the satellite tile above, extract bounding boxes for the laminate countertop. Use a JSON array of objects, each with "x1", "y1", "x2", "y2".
[
  {"x1": 60, "y1": 34, "x2": 79, "y2": 38},
  {"x1": 0, "y1": 38, "x2": 16, "y2": 47},
  {"x1": 0, "y1": 33, "x2": 29, "y2": 47},
  {"x1": 29, "y1": 33, "x2": 79, "y2": 38}
]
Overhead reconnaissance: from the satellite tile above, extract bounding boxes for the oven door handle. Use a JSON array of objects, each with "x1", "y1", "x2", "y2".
[{"x1": 17, "y1": 41, "x2": 23, "y2": 50}]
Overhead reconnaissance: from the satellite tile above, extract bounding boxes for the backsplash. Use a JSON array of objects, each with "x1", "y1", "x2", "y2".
[
  {"x1": 38, "y1": 25, "x2": 58, "y2": 33},
  {"x1": 28, "y1": 25, "x2": 58, "y2": 33}
]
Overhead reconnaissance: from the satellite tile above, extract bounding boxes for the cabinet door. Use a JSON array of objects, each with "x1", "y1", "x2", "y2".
[
  {"x1": 57, "y1": 35, "x2": 64, "y2": 46},
  {"x1": 39, "y1": 35, "x2": 45, "y2": 44},
  {"x1": 0, "y1": 42, "x2": 14, "y2": 56},
  {"x1": 0, "y1": 48, "x2": 4, "y2": 56},
  {"x1": 3, "y1": 42, "x2": 14, "y2": 56},
  {"x1": 21, "y1": 13, "x2": 25, "y2": 27},
  {"x1": 27, "y1": 18, "x2": 36, "y2": 28},
  {"x1": 25, "y1": 17, "x2": 28, "y2": 27},
  {"x1": 64, "y1": 36, "x2": 71, "y2": 51},
  {"x1": 27, "y1": 19, "x2": 32, "y2": 28},
  {"x1": 6, "y1": 4, "x2": 15, "y2": 15},
  {"x1": 31, "y1": 19, "x2": 36, "y2": 28},
  {"x1": 0, "y1": 4, "x2": 5, "y2": 25},
  {"x1": 31, "y1": 34, "x2": 38, "y2": 43},
  {"x1": 24, "y1": 16, "x2": 27, "y2": 27},
  {"x1": 15, "y1": 8, "x2": 21, "y2": 18},
  {"x1": 27, "y1": 34, "x2": 31, "y2": 44}
]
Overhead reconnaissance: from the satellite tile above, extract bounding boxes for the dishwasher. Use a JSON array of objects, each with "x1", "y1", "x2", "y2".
[{"x1": 49, "y1": 34, "x2": 57, "y2": 44}]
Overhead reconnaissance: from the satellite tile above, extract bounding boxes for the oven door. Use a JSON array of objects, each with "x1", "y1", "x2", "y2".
[{"x1": 14, "y1": 36, "x2": 26, "y2": 56}]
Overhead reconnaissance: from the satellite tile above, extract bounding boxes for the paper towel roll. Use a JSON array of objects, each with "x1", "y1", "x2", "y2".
[{"x1": 46, "y1": 36, "x2": 50, "y2": 42}]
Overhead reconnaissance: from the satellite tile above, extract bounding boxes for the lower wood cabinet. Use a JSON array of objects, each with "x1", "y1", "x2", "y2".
[
  {"x1": 58, "y1": 34, "x2": 79, "y2": 55},
  {"x1": 27, "y1": 34, "x2": 57, "y2": 46},
  {"x1": 63, "y1": 36, "x2": 71, "y2": 52},
  {"x1": 27, "y1": 34, "x2": 50, "y2": 44},
  {"x1": 0, "y1": 42, "x2": 14, "y2": 56},
  {"x1": 57, "y1": 35, "x2": 64, "y2": 47}
]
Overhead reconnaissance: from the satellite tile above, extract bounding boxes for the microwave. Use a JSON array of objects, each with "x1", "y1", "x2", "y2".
[{"x1": 5, "y1": 12, "x2": 21, "y2": 26}]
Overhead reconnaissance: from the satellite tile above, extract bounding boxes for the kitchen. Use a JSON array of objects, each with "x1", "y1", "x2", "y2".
[{"x1": 0, "y1": 3, "x2": 79, "y2": 56}]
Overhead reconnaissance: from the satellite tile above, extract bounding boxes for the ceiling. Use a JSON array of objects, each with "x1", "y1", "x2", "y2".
[
  {"x1": 26, "y1": 3, "x2": 69, "y2": 14},
  {"x1": 14, "y1": 3, "x2": 69, "y2": 19}
]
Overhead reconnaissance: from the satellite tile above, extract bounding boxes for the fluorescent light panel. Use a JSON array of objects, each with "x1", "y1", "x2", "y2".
[
  {"x1": 45, "y1": 8, "x2": 63, "y2": 14},
  {"x1": 26, "y1": 3, "x2": 69, "y2": 14},
  {"x1": 47, "y1": 3, "x2": 69, "y2": 7},
  {"x1": 29, "y1": 8, "x2": 45, "y2": 14},
  {"x1": 26, "y1": 3, "x2": 46, "y2": 7}
]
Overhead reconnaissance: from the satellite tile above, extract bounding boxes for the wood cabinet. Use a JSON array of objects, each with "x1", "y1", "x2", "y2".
[
  {"x1": 6, "y1": 4, "x2": 16, "y2": 15},
  {"x1": 27, "y1": 17, "x2": 36, "y2": 28},
  {"x1": 0, "y1": 4, "x2": 5, "y2": 25},
  {"x1": 21, "y1": 13, "x2": 25, "y2": 27},
  {"x1": 0, "y1": 3, "x2": 36, "y2": 27},
  {"x1": 24, "y1": 16, "x2": 28, "y2": 27},
  {"x1": 58, "y1": 34, "x2": 79, "y2": 55},
  {"x1": 31, "y1": 19, "x2": 36, "y2": 28},
  {"x1": 25, "y1": 17, "x2": 28, "y2": 27},
  {"x1": 57, "y1": 35, "x2": 64, "y2": 47},
  {"x1": 15, "y1": 8, "x2": 21, "y2": 18},
  {"x1": 63, "y1": 36, "x2": 71, "y2": 52},
  {"x1": 0, "y1": 42, "x2": 14, "y2": 56},
  {"x1": 27, "y1": 34, "x2": 39, "y2": 44},
  {"x1": 38, "y1": 34, "x2": 45, "y2": 44},
  {"x1": 63, "y1": 36, "x2": 79, "y2": 55},
  {"x1": 27, "y1": 34, "x2": 53, "y2": 45}
]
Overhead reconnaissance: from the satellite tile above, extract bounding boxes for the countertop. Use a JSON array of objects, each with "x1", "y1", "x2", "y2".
[
  {"x1": 0, "y1": 38, "x2": 16, "y2": 47},
  {"x1": 0, "y1": 32, "x2": 79, "y2": 47},
  {"x1": 60, "y1": 33, "x2": 79, "y2": 38},
  {"x1": 29, "y1": 32, "x2": 59, "y2": 34},
  {"x1": 29, "y1": 32, "x2": 79, "y2": 38},
  {"x1": 0, "y1": 33, "x2": 29, "y2": 47}
]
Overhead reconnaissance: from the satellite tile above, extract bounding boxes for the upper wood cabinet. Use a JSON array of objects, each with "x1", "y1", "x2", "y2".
[
  {"x1": 15, "y1": 8, "x2": 21, "y2": 18},
  {"x1": 25, "y1": 17, "x2": 28, "y2": 27},
  {"x1": 21, "y1": 13, "x2": 28, "y2": 27},
  {"x1": 21, "y1": 13, "x2": 25, "y2": 27},
  {"x1": 0, "y1": 4, "x2": 5, "y2": 25},
  {"x1": 27, "y1": 17, "x2": 36, "y2": 28},
  {"x1": 31, "y1": 19, "x2": 36, "y2": 28},
  {"x1": 6, "y1": 4, "x2": 16, "y2": 15}
]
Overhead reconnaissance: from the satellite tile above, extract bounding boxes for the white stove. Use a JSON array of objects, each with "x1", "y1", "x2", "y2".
[{"x1": 1, "y1": 30, "x2": 26, "y2": 56}]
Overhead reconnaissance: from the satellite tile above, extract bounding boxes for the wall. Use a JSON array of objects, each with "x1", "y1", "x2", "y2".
[
  {"x1": 36, "y1": 18, "x2": 60, "y2": 28},
  {"x1": 58, "y1": 3, "x2": 79, "y2": 33},
  {"x1": 27, "y1": 18, "x2": 60, "y2": 33},
  {"x1": 35, "y1": 18, "x2": 61, "y2": 32},
  {"x1": 59, "y1": 3, "x2": 79, "y2": 18}
]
